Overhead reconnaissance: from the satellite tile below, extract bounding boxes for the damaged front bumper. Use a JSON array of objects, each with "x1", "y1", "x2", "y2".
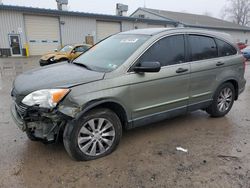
[
  {"x1": 11, "y1": 103, "x2": 26, "y2": 131},
  {"x1": 11, "y1": 102, "x2": 72, "y2": 143}
]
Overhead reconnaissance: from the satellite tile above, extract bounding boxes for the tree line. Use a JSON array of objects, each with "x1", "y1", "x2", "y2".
[{"x1": 222, "y1": 0, "x2": 250, "y2": 26}]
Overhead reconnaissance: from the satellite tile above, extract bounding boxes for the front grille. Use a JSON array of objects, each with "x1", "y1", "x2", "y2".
[{"x1": 15, "y1": 103, "x2": 28, "y2": 118}]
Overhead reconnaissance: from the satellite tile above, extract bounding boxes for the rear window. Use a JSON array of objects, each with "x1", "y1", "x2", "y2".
[
  {"x1": 189, "y1": 35, "x2": 217, "y2": 61},
  {"x1": 215, "y1": 39, "x2": 237, "y2": 57}
]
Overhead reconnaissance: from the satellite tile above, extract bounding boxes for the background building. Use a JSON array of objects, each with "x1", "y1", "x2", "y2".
[
  {"x1": 131, "y1": 8, "x2": 250, "y2": 44},
  {"x1": 1, "y1": 5, "x2": 250, "y2": 57},
  {"x1": 0, "y1": 5, "x2": 176, "y2": 56}
]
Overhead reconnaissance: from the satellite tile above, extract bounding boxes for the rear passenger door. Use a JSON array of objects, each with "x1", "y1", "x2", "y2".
[
  {"x1": 188, "y1": 34, "x2": 238, "y2": 109},
  {"x1": 188, "y1": 35, "x2": 220, "y2": 108}
]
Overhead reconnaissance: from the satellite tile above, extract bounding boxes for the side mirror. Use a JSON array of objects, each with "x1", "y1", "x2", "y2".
[
  {"x1": 133, "y1": 61, "x2": 161, "y2": 73},
  {"x1": 54, "y1": 49, "x2": 58, "y2": 52}
]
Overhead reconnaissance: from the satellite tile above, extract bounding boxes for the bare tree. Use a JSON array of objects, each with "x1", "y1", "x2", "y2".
[{"x1": 223, "y1": 0, "x2": 250, "y2": 26}]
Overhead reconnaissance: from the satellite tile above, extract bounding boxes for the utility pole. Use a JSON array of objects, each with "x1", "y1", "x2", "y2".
[{"x1": 144, "y1": 0, "x2": 146, "y2": 8}]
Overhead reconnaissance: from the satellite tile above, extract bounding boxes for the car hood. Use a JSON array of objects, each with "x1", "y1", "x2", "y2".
[
  {"x1": 13, "y1": 62, "x2": 105, "y2": 96},
  {"x1": 41, "y1": 52, "x2": 68, "y2": 60}
]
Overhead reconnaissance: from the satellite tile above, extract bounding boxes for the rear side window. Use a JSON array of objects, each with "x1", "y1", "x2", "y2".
[
  {"x1": 138, "y1": 35, "x2": 185, "y2": 67},
  {"x1": 215, "y1": 39, "x2": 237, "y2": 57},
  {"x1": 189, "y1": 35, "x2": 217, "y2": 61}
]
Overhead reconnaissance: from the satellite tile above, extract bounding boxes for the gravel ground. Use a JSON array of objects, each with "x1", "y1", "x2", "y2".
[{"x1": 0, "y1": 57, "x2": 250, "y2": 188}]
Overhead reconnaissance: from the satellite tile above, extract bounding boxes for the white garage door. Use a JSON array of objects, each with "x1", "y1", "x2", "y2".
[
  {"x1": 147, "y1": 24, "x2": 165, "y2": 28},
  {"x1": 96, "y1": 21, "x2": 121, "y2": 42},
  {"x1": 25, "y1": 15, "x2": 60, "y2": 56}
]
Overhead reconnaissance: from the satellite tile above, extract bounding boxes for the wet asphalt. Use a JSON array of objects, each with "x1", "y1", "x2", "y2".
[{"x1": 0, "y1": 57, "x2": 250, "y2": 188}]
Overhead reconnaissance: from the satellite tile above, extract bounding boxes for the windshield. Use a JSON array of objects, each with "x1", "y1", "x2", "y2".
[
  {"x1": 73, "y1": 34, "x2": 150, "y2": 72},
  {"x1": 60, "y1": 45, "x2": 74, "y2": 52}
]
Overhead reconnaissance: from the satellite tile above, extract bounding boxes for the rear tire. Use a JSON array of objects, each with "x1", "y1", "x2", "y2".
[
  {"x1": 206, "y1": 82, "x2": 235, "y2": 117},
  {"x1": 63, "y1": 108, "x2": 122, "y2": 161}
]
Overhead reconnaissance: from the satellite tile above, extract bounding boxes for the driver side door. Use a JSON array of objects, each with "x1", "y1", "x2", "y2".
[{"x1": 129, "y1": 34, "x2": 190, "y2": 126}]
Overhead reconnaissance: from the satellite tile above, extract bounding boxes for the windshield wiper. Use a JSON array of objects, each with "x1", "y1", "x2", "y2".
[{"x1": 72, "y1": 62, "x2": 92, "y2": 71}]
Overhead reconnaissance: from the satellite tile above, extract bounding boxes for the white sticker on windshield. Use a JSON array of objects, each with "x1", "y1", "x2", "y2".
[{"x1": 120, "y1": 38, "x2": 139, "y2": 43}]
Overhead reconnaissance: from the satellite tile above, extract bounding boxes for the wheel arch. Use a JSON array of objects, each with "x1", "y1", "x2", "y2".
[
  {"x1": 224, "y1": 79, "x2": 239, "y2": 100},
  {"x1": 58, "y1": 57, "x2": 69, "y2": 62},
  {"x1": 216, "y1": 79, "x2": 239, "y2": 100},
  {"x1": 76, "y1": 99, "x2": 130, "y2": 129}
]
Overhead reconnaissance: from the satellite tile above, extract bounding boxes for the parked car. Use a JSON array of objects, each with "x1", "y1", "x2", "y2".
[
  {"x1": 241, "y1": 46, "x2": 250, "y2": 60},
  {"x1": 237, "y1": 42, "x2": 248, "y2": 50},
  {"x1": 11, "y1": 28, "x2": 246, "y2": 161},
  {"x1": 39, "y1": 44, "x2": 92, "y2": 66}
]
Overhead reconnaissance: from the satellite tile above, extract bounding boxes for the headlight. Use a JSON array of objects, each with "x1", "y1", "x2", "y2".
[{"x1": 22, "y1": 89, "x2": 70, "y2": 108}]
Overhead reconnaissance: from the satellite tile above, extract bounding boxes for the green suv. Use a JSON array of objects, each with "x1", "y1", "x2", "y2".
[{"x1": 11, "y1": 28, "x2": 246, "y2": 161}]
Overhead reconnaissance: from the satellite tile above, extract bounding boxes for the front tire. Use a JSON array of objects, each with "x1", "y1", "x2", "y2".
[
  {"x1": 206, "y1": 82, "x2": 235, "y2": 117},
  {"x1": 63, "y1": 108, "x2": 122, "y2": 161}
]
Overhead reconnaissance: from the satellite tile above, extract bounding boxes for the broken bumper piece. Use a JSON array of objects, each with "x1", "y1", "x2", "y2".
[{"x1": 11, "y1": 102, "x2": 71, "y2": 143}]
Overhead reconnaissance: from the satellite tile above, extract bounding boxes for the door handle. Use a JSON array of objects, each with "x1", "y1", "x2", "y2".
[
  {"x1": 216, "y1": 62, "x2": 225, "y2": 66},
  {"x1": 176, "y1": 68, "x2": 188, "y2": 73}
]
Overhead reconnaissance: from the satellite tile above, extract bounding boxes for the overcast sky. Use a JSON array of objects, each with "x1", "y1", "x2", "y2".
[{"x1": 2, "y1": 0, "x2": 228, "y2": 18}]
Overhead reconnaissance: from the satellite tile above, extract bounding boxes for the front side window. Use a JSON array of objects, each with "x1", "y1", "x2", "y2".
[
  {"x1": 74, "y1": 34, "x2": 150, "y2": 72},
  {"x1": 138, "y1": 35, "x2": 185, "y2": 67},
  {"x1": 216, "y1": 39, "x2": 237, "y2": 57},
  {"x1": 189, "y1": 35, "x2": 217, "y2": 61}
]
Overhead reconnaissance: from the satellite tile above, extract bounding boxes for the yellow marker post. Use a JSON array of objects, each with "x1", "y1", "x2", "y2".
[{"x1": 24, "y1": 43, "x2": 29, "y2": 57}]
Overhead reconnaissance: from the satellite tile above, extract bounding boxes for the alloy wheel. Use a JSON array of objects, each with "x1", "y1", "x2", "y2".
[
  {"x1": 77, "y1": 118, "x2": 115, "y2": 156},
  {"x1": 217, "y1": 87, "x2": 233, "y2": 113}
]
